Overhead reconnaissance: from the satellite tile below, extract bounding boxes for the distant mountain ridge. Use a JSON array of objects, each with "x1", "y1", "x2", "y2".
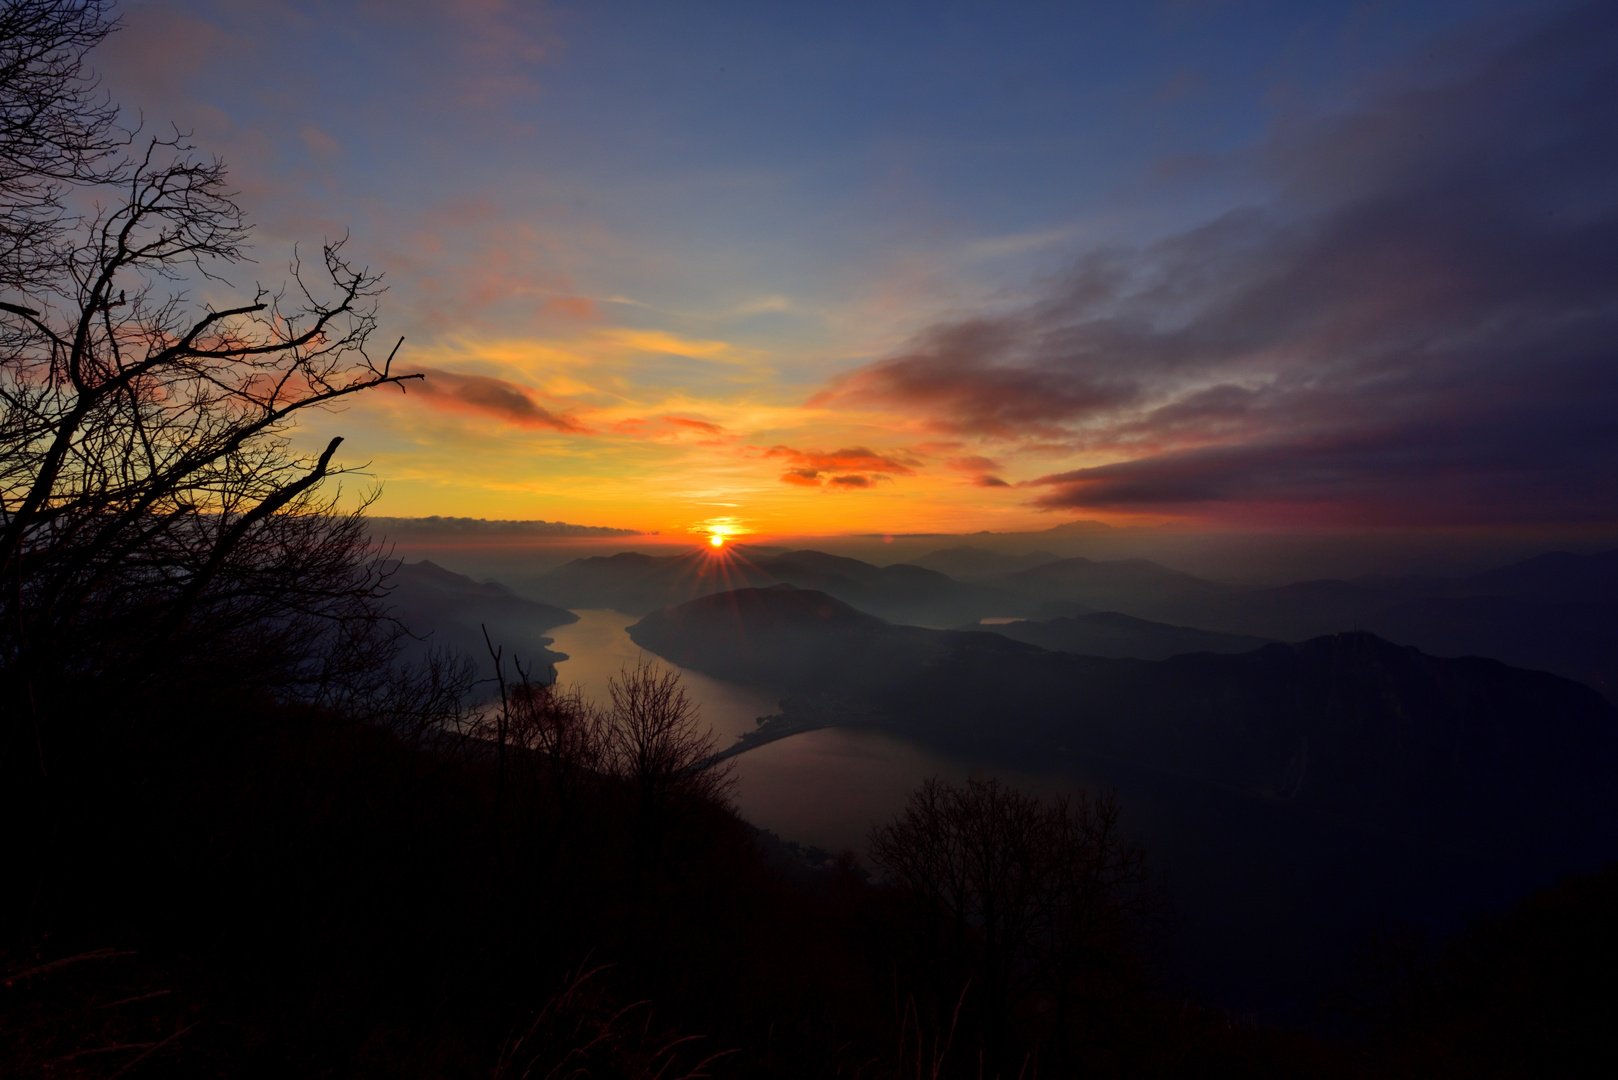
[
  {"x1": 627, "y1": 586, "x2": 1616, "y2": 837},
  {"x1": 995, "y1": 556, "x2": 1232, "y2": 615},
  {"x1": 510, "y1": 542, "x2": 1618, "y2": 696},
  {"x1": 530, "y1": 548, "x2": 1025, "y2": 626},
  {"x1": 972, "y1": 547, "x2": 1618, "y2": 698},
  {"x1": 627, "y1": 583, "x2": 1618, "y2": 1016},
  {"x1": 966, "y1": 611, "x2": 1272, "y2": 660},
  {"x1": 908, "y1": 545, "x2": 1061, "y2": 582},
  {"x1": 386, "y1": 560, "x2": 577, "y2": 677}
]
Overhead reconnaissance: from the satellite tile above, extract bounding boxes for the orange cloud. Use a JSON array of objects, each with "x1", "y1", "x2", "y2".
[
  {"x1": 664, "y1": 416, "x2": 725, "y2": 436},
  {"x1": 609, "y1": 415, "x2": 729, "y2": 444},
  {"x1": 765, "y1": 445, "x2": 916, "y2": 491},
  {"x1": 408, "y1": 367, "x2": 586, "y2": 432},
  {"x1": 764, "y1": 446, "x2": 917, "y2": 475},
  {"x1": 781, "y1": 468, "x2": 824, "y2": 487}
]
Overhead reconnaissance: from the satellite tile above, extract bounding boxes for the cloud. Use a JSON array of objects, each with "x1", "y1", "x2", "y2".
[
  {"x1": 765, "y1": 446, "x2": 918, "y2": 475},
  {"x1": 811, "y1": 314, "x2": 1142, "y2": 438},
  {"x1": 974, "y1": 475, "x2": 1011, "y2": 488},
  {"x1": 947, "y1": 455, "x2": 1002, "y2": 472},
  {"x1": 812, "y1": 4, "x2": 1618, "y2": 525},
  {"x1": 781, "y1": 468, "x2": 824, "y2": 487},
  {"x1": 664, "y1": 416, "x2": 726, "y2": 436},
  {"x1": 609, "y1": 415, "x2": 730, "y2": 444},
  {"x1": 766, "y1": 445, "x2": 915, "y2": 490},
  {"x1": 408, "y1": 367, "x2": 586, "y2": 432}
]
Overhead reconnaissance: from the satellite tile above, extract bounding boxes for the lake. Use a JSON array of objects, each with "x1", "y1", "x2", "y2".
[
  {"x1": 541, "y1": 610, "x2": 1483, "y2": 1016},
  {"x1": 545, "y1": 609, "x2": 981, "y2": 854}
]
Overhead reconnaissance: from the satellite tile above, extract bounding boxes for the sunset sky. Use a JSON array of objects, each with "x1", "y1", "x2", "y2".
[{"x1": 98, "y1": 0, "x2": 1617, "y2": 541}]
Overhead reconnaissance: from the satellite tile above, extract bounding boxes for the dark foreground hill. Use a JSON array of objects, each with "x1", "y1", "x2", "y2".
[{"x1": 629, "y1": 586, "x2": 1618, "y2": 1012}]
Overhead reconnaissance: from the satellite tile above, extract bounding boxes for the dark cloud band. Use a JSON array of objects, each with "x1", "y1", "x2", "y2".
[{"x1": 816, "y1": 3, "x2": 1618, "y2": 525}]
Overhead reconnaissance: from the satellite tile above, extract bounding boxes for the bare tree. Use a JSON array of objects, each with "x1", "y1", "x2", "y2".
[
  {"x1": 0, "y1": 2, "x2": 423, "y2": 777},
  {"x1": 1026, "y1": 788, "x2": 1155, "y2": 1069},
  {"x1": 870, "y1": 777, "x2": 1156, "y2": 1073},
  {"x1": 478, "y1": 637, "x2": 609, "y2": 854},
  {"x1": 605, "y1": 659, "x2": 733, "y2": 884},
  {"x1": 0, "y1": 0, "x2": 123, "y2": 292}
]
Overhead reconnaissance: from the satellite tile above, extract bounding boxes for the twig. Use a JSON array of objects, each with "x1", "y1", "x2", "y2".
[
  {"x1": 4, "y1": 947, "x2": 137, "y2": 986},
  {"x1": 109, "y1": 1022, "x2": 195, "y2": 1077},
  {"x1": 98, "y1": 989, "x2": 172, "y2": 1008},
  {"x1": 55, "y1": 1042, "x2": 155, "y2": 1061}
]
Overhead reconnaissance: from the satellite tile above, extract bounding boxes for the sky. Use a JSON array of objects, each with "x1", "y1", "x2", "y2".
[{"x1": 94, "y1": 0, "x2": 1618, "y2": 542}]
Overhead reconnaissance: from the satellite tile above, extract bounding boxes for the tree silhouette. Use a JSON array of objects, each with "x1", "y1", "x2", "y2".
[
  {"x1": 605, "y1": 658, "x2": 734, "y2": 892},
  {"x1": 0, "y1": 0, "x2": 122, "y2": 293},
  {"x1": 0, "y1": 2, "x2": 423, "y2": 779},
  {"x1": 870, "y1": 777, "x2": 1156, "y2": 1073}
]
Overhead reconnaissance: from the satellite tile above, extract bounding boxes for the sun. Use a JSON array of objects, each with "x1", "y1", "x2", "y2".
[{"x1": 692, "y1": 516, "x2": 747, "y2": 549}]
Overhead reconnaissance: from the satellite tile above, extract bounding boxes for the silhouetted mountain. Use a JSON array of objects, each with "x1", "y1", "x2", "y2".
[
  {"x1": 631, "y1": 587, "x2": 1614, "y2": 833},
  {"x1": 977, "y1": 548, "x2": 1618, "y2": 700},
  {"x1": 530, "y1": 548, "x2": 1025, "y2": 625},
  {"x1": 908, "y1": 545, "x2": 1061, "y2": 582},
  {"x1": 1030, "y1": 599, "x2": 1097, "y2": 619},
  {"x1": 967, "y1": 611, "x2": 1272, "y2": 660},
  {"x1": 387, "y1": 559, "x2": 576, "y2": 676},
  {"x1": 1164, "y1": 578, "x2": 1394, "y2": 640},
  {"x1": 752, "y1": 550, "x2": 1025, "y2": 626},
  {"x1": 995, "y1": 556, "x2": 1232, "y2": 615},
  {"x1": 630, "y1": 585, "x2": 1618, "y2": 1013},
  {"x1": 1463, "y1": 547, "x2": 1618, "y2": 602},
  {"x1": 1149, "y1": 553, "x2": 1618, "y2": 698},
  {"x1": 1362, "y1": 596, "x2": 1618, "y2": 701},
  {"x1": 1355, "y1": 548, "x2": 1618, "y2": 604},
  {"x1": 525, "y1": 550, "x2": 780, "y2": 614}
]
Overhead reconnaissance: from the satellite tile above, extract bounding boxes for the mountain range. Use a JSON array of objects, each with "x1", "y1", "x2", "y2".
[
  {"x1": 516, "y1": 544, "x2": 1618, "y2": 698},
  {"x1": 963, "y1": 611, "x2": 1272, "y2": 660},
  {"x1": 627, "y1": 586, "x2": 1614, "y2": 837},
  {"x1": 527, "y1": 547, "x2": 1023, "y2": 626},
  {"x1": 626, "y1": 583, "x2": 1618, "y2": 1013}
]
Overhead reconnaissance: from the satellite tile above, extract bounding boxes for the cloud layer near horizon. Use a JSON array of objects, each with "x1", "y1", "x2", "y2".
[{"x1": 815, "y1": 4, "x2": 1618, "y2": 525}]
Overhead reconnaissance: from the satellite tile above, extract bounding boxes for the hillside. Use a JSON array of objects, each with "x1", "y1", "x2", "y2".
[
  {"x1": 907, "y1": 545, "x2": 1062, "y2": 582},
  {"x1": 965, "y1": 611, "x2": 1273, "y2": 659},
  {"x1": 629, "y1": 587, "x2": 1616, "y2": 836},
  {"x1": 387, "y1": 560, "x2": 576, "y2": 676},
  {"x1": 629, "y1": 585, "x2": 1618, "y2": 1012},
  {"x1": 995, "y1": 556, "x2": 1233, "y2": 616}
]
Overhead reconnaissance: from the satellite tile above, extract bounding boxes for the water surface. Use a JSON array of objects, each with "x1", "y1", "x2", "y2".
[
  {"x1": 545, "y1": 609, "x2": 984, "y2": 854},
  {"x1": 546, "y1": 609, "x2": 774, "y2": 742}
]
